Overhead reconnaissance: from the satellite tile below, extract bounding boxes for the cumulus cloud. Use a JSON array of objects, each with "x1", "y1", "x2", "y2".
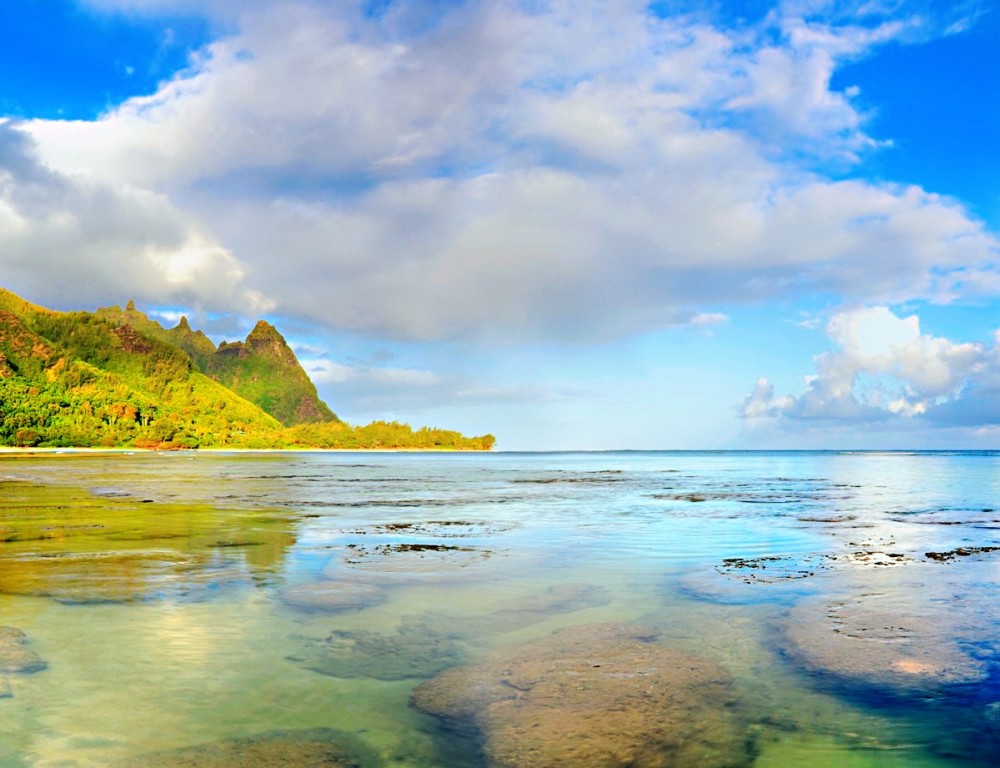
[
  {"x1": 0, "y1": 120, "x2": 268, "y2": 313},
  {"x1": 741, "y1": 377, "x2": 794, "y2": 418},
  {"x1": 740, "y1": 306, "x2": 1000, "y2": 426},
  {"x1": 9, "y1": 0, "x2": 1000, "y2": 340}
]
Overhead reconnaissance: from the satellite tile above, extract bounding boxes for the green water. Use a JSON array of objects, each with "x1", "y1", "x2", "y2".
[{"x1": 1, "y1": 451, "x2": 998, "y2": 766}]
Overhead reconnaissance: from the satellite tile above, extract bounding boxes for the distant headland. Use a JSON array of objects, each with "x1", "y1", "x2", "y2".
[{"x1": 0, "y1": 289, "x2": 494, "y2": 451}]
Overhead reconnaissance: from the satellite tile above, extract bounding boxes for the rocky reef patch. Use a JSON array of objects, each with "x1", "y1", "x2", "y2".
[
  {"x1": 350, "y1": 520, "x2": 516, "y2": 538},
  {"x1": 411, "y1": 622, "x2": 753, "y2": 767},
  {"x1": 779, "y1": 589, "x2": 993, "y2": 695},
  {"x1": 291, "y1": 621, "x2": 469, "y2": 681},
  {"x1": 290, "y1": 583, "x2": 610, "y2": 681},
  {"x1": 327, "y1": 542, "x2": 496, "y2": 583},
  {"x1": 112, "y1": 728, "x2": 381, "y2": 767}
]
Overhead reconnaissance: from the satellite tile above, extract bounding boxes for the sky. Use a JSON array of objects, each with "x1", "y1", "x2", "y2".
[{"x1": 0, "y1": 0, "x2": 998, "y2": 450}]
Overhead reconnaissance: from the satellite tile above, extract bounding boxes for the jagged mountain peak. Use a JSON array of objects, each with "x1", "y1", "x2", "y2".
[
  {"x1": 0, "y1": 288, "x2": 493, "y2": 450},
  {"x1": 96, "y1": 301, "x2": 161, "y2": 333},
  {"x1": 0, "y1": 296, "x2": 283, "y2": 448},
  {"x1": 246, "y1": 320, "x2": 285, "y2": 346},
  {"x1": 93, "y1": 299, "x2": 334, "y2": 426},
  {"x1": 249, "y1": 319, "x2": 278, "y2": 335},
  {"x1": 245, "y1": 320, "x2": 296, "y2": 360},
  {"x1": 207, "y1": 319, "x2": 335, "y2": 426}
]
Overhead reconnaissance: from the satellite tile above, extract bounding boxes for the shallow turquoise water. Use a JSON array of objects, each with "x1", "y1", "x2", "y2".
[{"x1": 1, "y1": 450, "x2": 999, "y2": 766}]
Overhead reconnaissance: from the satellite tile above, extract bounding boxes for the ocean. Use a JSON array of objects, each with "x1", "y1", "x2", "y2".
[{"x1": 1, "y1": 450, "x2": 999, "y2": 766}]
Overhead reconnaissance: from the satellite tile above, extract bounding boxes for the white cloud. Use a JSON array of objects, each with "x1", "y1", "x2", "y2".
[
  {"x1": 79, "y1": 0, "x2": 258, "y2": 17},
  {"x1": 723, "y1": 10, "x2": 911, "y2": 158},
  {"x1": 690, "y1": 312, "x2": 729, "y2": 327},
  {"x1": 0, "y1": 121, "x2": 264, "y2": 313},
  {"x1": 303, "y1": 359, "x2": 356, "y2": 385},
  {"x1": 9, "y1": 1, "x2": 1000, "y2": 341},
  {"x1": 30, "y1": 2, "x2": 518, "y2": 188},
  {"x1": 150, "y1": 309, "x2": 185, "y2": 325},
  {"x1": 826, "y1": 305, "x2": 919, "y2": 357},
  {"x1": 741, "y1": 306, "x2": 998, "y2": 426},
  {"x1": 304, "y1": 358, "x2": 441, "y2": 388},
  {"x1": 300, "y1": 353, "x2": 561, "y2": 420},
  {"x1": 741, "y1": 377, "x2": 794, "y2": 418}
]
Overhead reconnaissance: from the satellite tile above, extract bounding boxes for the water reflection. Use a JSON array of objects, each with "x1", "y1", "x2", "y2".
[
  {"x1": 0, "y1": 478, "x2": 296, "y2": 603},
  {"x1": 0, "y1": 451, "x2": 1000, "y2": 765}
]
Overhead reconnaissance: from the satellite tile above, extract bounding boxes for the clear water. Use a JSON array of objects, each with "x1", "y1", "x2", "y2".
[{"x1": 0, "y1": 450, "x2": 999, "y2": 766}]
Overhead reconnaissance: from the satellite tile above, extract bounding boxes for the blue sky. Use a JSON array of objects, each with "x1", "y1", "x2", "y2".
[
  {"x1": 0, "y1": 0, "x2": 211, "y2": 119},
  {"x1": 1, "y1": 0, "x2": 998, "y2": 449}
]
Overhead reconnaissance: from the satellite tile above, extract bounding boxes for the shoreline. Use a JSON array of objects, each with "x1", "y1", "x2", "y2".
[{"x1": 0, "y1": 446, "x2": 491, "y2": 455}]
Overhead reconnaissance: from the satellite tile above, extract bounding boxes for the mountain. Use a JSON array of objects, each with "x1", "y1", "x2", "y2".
[
  {"x1": 165, "y1": 316, "x2": 218, "y2": 370},
  {"x1": 2, "y1": 301, "x2": 283, "y2": 449},
  {"x1": 97, "y1": 303, "x2": 334, "y2": 426},
  {"x1": 206, "y1": 321, "x2": 337, "y2": 426},
  {"x1": 0, "y1": 289, "x2": 494, "y2": 451},
  {"x1": 0, "y1": 288, "x2": 56, "y2": 318}
]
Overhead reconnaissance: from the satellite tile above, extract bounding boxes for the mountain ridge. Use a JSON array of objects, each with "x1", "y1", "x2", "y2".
[
  {"x1": 98, "y1": 303, "x2": 336, "y2": 426},
  {"x1": 0, "y1": 289, "x2": 494, "y2": 451}
]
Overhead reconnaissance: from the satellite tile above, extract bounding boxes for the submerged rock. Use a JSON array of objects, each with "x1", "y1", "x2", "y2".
[
  {"x1": 113, "y1": 728, "x2": 381, "y2": 767},
  {"x1": 291, "y1": 622, "x2": 469, "y2": 681},
  {"x1": 278, "y1": 581, "x2": 385, "y2": 613},
  {"x1": 420, "y1": 582, "x2": 611, "y2": 635},
  {"x1": 352, "y1": 520, "x2": 516, "y2": 538},
  {"x1": 925, "y1": 546, "x2": 1000, "y2": 562},
  {"x1": 681, "y1": 546, "x2": 920, "y2": 607},
  {"x1": 290, "y1": 583, "x2": 611, "y2": 681},
  {"x1": 780, "y1": 592, "x2": 990, "y2": 693},
  {"x1": 0, "y1": 626, "x2": 46, "y2": 674},
  {"x1": 412, "y1": 622, "x2": 752, "y2": 768},
  {"x1": 678, "y1": 556, "x2": 826, "y2": 605},
  {"x1": 330, "y1": 543, "x2": 495, "y2": 582}
]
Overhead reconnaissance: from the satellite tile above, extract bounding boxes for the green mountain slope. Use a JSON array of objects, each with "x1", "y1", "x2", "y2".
[
  {"x1": 96, "y1": 304, "x2": 335, "y2": 426},
  {"x1": 0, "y1": 289, "x2": 494, "y2": 450},
  {"x1": 206, "y1": 321, "x2": 337, "y2": 426},
  {"x1": 96, "y1": 302, "x2": 215, "y2": 369},
  {"x1": 0, "y1": 308, "x2": 53, "y2": 380},
  {"x1": 165, "y1": 316, "x2": 218, "y2": 370},
  {"x1": 0, "y1": 288, "x2": 54, "y2": 318},
  {"x1": 1, "y1": 304, "x2": 282, "y2": 448}
]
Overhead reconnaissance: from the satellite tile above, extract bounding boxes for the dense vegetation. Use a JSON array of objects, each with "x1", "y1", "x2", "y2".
[
  {"x1": 286, "y1": 421, "x2": 496, "y2": 451},
  {"x1": 0, "y1": 289, "x2": 494, "y2": 451},
  {"x1": 97, "y1": 303, "x2": 334, "y2": 424},
  {"x1": 205, "y1": 321, "x2": 338, "y2": 426}
]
